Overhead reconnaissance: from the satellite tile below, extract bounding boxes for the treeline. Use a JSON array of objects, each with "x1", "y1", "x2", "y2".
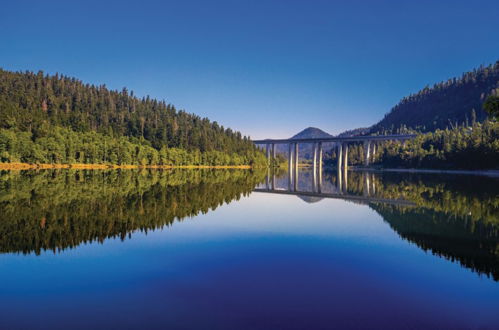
[
  {"x1": 0, "y1": 126, "x2": 267, "y2": 166},
  {"x1": 377, "y1": 120, "x2": 499, "y2": 169},
  {"x1": 324, "y1": 120, "x2": 498, "y2": 170},
  {"x1": 0, "y1": 68, "x2": 263, "y2": 165},
  {"x1": 371, "y1": 61, "x2": 499, "y2": 133}
]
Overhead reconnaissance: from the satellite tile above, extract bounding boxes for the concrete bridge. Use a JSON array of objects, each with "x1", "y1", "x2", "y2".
[{"x1": 253, "y1": 134, "x2": 415, "y2": 172}]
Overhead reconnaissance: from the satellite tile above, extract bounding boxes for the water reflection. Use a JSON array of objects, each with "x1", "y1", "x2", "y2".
[
  {"x1": 0, "y1": 168, "x2": 498, "y2": 282},
  {"x1": 259, "y1": 169, "x2": 499, "y2": 281},
  {"x1": 0, "y1": 169, "x2": 266, "y2": 255}
]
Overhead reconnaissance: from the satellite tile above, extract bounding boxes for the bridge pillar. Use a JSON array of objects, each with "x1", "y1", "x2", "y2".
[
  {"x1": 336, "y1": 143, "x2": 343, "y2": 193},
  {"x1": 342, "y1": 143, "x2": 349, "y2": 193},
  {"x1": 364, "y1": 140, "x2": 371, "y2": 167},
  {"x1": 294, "y1": 143, "x2": 299, "y2": 171},
  {"x1": 288, "y1": 143, "x2": 293, "y2": 188},
  {"x1": 294, "y1": 143, "x2": 299, "y2": 192},
  {"x1": 337, "y1": 143, "x2": 343, "y2": 170},
  {"x1": 318, "y1": 142, "x2": 323, "y2": 191},
  {"x1": 372, "y1": 143, "x2": 376, "y2": 163},
  {"x1": 313, "y1": 142, "x2": 318, "y2": 175},
  {"x1": 342, "y1": 142, "x2": 349, "y2": 172}
]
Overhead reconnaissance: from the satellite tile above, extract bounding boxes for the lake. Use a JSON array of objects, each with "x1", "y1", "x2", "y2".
[{"x1": 0, "y1": 169, "x2": 498, "y2": 329}]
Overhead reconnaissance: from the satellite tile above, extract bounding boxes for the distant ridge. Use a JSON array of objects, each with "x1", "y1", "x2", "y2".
[
  {"x1": 290, "y1": 127, "x2": 334, "y2": 140},
  {"x1": 371, "y1": 61, "x2": 499, "y2": 133}
]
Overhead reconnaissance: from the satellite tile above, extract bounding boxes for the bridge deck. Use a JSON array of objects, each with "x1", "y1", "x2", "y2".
[{"x1": 252, "y1": 134, "x2": 415, "y2": 144}]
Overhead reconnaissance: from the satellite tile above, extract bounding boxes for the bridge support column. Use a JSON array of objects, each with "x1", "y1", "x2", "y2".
[
  {"x1": 342, "y1": 143, "x2": 348, "y2": 193},
  {"x1": 294, "y1": 143, "x2": 299, "y2": 192},
  {"x1": 337, "y1": 143, "x2": 343, "y2": 169},
  {"x1": 364, "y1": 140, "x2": 371, "y2": 167},
  {"x1": 313, "y1": 143, "x2": 318, "y2": 173},
  {"x1": 342, "y1": 143, "x2": 349, "y2": 172},
  {"x1": 318, "y1": 142, "x2": 323, "y2": 192},
  {"x1": 372, "y1": 143, "x2": 376, "y2": 163},
  {"x1": 288, "y1": 143, "x2": 293, "y2": 189},
  {"x1": 294, "y1": 143, "x2": 299, "y2": 170},
  {"x1": 337, "y1": 143, "x2": 343, "y2": 193}
]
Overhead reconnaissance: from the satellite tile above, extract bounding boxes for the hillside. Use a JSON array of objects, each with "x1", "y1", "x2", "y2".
[
  {"x1": 0, "y1": 69, "x2": 265, "y2": 166},
  {"x1": 0, "y1": 69, "x2": 256, "y2": 153},
  {"x1": 371, "y1": 61, "x2": 499, "y2": 133}
]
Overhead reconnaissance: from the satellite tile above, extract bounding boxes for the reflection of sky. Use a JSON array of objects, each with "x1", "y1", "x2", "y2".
[{"x1": 0, "y1": 192, "x2": 498, "y2": 329}]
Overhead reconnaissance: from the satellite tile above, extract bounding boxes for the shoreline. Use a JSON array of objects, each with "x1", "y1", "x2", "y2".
[
  {"x1": 352, "y1": 167, "x2": 499, "y2": 178},
  {"x1": 0, "y1": 162, "x2": 253, "y2": 170}
]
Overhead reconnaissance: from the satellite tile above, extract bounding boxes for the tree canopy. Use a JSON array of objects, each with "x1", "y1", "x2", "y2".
[{"x1": 0, "y1": 68, "x2": 265, "y2": 166}]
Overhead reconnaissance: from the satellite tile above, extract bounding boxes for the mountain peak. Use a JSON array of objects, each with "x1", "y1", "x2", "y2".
[{"x1": 291, "y1": 127, "x2": 333, "y2": 139}]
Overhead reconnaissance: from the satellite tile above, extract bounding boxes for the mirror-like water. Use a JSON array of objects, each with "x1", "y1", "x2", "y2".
[{"x1": 0, "y1": 169, "x2": 498, "y2": 329}]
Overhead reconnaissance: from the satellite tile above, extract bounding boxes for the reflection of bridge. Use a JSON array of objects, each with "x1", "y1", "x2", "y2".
[
  {"x1": 254, "y1": 188, "x2": 415, "y2": 206},
  {"x1": 257, "y1": 170, "x2": 414, "y2": 206}
]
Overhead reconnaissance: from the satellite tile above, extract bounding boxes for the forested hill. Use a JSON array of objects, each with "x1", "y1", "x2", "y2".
[
  {"x1": 371, "y1": 61, "x2": 499, "y2": 133},
  {"x1": 0, "y1": 69, "x2": 253, "y2": 154}
]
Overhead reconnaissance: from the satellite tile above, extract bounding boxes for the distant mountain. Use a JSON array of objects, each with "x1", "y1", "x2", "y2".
[
  {"x1": 275, "y1": 127, "x2": 336, "y2": 159},
  {"x1": 371, "y1": 61, "x2": 499, "y2": 133},
  {"x1": 290, "y1": 127, "x2": 333, "y2": 140}
]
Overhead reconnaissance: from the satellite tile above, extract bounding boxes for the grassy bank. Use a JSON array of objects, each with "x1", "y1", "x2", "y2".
[{"x1": 0, "y1": 162, "x2": 252, "y2": 170}]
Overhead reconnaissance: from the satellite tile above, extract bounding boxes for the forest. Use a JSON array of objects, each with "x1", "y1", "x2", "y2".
[
  {"x1": 325, "y1": 114, "x2": 499, "y2": 170},
  {"x1": 0, "y1": 69, "x2": 265, "y2": 166},
  {"x1": 371, "y1": 61, "x2": 499, "y2": 133}
]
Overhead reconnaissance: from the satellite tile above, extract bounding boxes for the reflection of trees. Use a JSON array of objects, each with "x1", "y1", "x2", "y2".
[
  {"x1": 361, "y1": 172, "x2": 499, "y2": 281},
  {"x1": 368, "y1": 173, "x2": 499, "y2": 225},
  {"x1": 322, "y1": 171, "x2": 499, "y2": 225},
  {"x1": 372, "y1": 204, "x2": 499, "y2": 281},
  {"x1": 0, "y1": 169, "x2": 265, "y2": 255},
  {"x1": 276, "y1": 169, "x2": 499, "y2": 280}
]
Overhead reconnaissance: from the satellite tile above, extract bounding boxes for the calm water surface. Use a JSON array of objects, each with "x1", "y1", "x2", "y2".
[{"x1": 0, "y1": 169, "x2": 498, "y2": 329}]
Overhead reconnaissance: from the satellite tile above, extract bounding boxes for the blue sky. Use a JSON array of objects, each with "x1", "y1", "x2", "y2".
[{"x1": 1, "y1": 0, "x2": 498, "y2": 139}]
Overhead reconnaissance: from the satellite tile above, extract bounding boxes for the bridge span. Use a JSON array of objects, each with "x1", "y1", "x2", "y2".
[{"x1": 253, "y1": 134, "x2": 415, "y2": 187}]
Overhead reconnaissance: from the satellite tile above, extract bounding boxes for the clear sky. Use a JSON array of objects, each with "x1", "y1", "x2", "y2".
[{"x1": 1, "y1": 0, "x2": 498, "y2": 139}]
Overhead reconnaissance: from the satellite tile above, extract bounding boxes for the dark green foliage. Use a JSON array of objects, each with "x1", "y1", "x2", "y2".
[
  {"x1": 325, "y1": 121, "x2": 499, "y2": 170},
  {"x1": 0, "y1": 68, "x2": 264, "y2": 165},
  {"x1": 484, "y1": 95, "x2": 499, "y2": 119},
  {"x1": 0, "y1": 126, "x2": 267, "y2": 166},
  {"x1": 372, "y1": 61, "x2": 499, "y2": 133},
  {"x1": 376, "y1": 120, "x2": 499, "y2": 169}
]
